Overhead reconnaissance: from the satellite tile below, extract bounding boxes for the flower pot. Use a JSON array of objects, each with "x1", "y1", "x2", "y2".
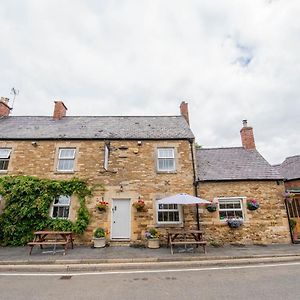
[
  {"x1": 93, "y1": 237, "x2": 106, "y2": 248},
  {"x1": 97, "y1": 207, "x2": 106, "y2": 212},
  {"x1": 247, "y1": 203, "x2": 259, "y2": 211},
  {"x1": 147, "y1": 238, "x2": 160, "y2": 249}
]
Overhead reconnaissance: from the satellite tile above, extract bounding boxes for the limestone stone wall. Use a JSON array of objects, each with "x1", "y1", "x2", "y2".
[
  {"x1": 198, "y1": 181, "x2": 291, "y2": 245},
  {"x1": 0, "y1": 139, "x2": 195, "y2": 244}
]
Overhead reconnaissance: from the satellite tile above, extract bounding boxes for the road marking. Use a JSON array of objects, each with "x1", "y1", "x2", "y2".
[{"x1": 1, "y1": 261, "x2": 300, "y2": 277}]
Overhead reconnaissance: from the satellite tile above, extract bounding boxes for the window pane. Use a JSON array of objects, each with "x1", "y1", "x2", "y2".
[
  {"x1": 0, "y1": 160, "x2": 9, "y2": 170},
  {"x1": 158, "y1": 158, "x2": 175, "y2": 171},
  {"x1": 59, "y1": 149, "x2": 75, "y2": 159},
  {"x1": 0, "y1": 149, "x2": 11, "y2": 158},
  {"x1": 58, "y1": 159, "x2": 74, "y2": 171},
  {"x1": 158, "y1": 148, "x2": 174, "y2": 158},
  {"x1": 58, "y1": 196, "x2": 70, "y2": 205}
]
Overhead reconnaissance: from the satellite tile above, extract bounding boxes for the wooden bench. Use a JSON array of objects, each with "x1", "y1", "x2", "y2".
[
  {"x1": 170, "y1": 240, "x2": 207, "y2": 255},
  {"x1": 169, "y1": 240, "x2": 207, "y2": 255},
  {"x1": 28, "y1": 231, "x2": 74, "y2": 255},
  {"x1": 167, "y1": 229, "x2": 207, "y2": 255}
]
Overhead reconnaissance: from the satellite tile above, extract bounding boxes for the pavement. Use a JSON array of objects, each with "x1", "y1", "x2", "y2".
[{"x1": 1, "y1": 243, "x2": 300, "y2": 272}]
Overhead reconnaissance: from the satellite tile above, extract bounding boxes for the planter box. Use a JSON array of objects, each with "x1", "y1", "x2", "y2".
[
  {"x1": 147, "y1": 238, "x2": 160, "y2": 249},
  {"x1": 93, "y1": 237, "x2": 106, "y2": 248}
]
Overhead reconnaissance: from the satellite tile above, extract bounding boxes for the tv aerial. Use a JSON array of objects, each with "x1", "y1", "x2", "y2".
[{"x1": 10, "y1": 87, "x2": 19, "y2": 109}]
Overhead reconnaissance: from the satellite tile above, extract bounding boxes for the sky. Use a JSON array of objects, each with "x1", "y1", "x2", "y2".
[{"x1": 0, "y1": 0, "x2": 299, "y2": 165}]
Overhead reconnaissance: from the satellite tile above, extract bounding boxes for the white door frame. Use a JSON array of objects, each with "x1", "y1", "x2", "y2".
[{"x1": 111, "y1": 198, "x2": 131, "y2": 239}]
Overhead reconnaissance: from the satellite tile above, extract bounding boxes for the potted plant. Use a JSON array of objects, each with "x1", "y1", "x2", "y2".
[
  {"x1": 133, "y1": 198, "x2": 146, "y2": 212},
  {"x1": 247, "y1": 198, "x2": 259, "y2": 211},
  {"x1": 145, "y1": 228, "x2": 160, "y2": 248},
  {"x1": 227, "y1": 218, "x2": 243, "y2": 229},
  {"x1": 93, "y1": 227, "x2": 108, "y2": 248},
  {"x1": 96, "y1": 200, "x2": 109, "y2": 212},
  {"x1": 206, "y1": 202, "x2": 217, "y2": 213}
]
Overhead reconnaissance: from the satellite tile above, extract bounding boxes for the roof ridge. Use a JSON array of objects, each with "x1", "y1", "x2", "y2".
[
  {"x1": 197, "y1": 146, "x2": 244, "y2": 150},
  {"x1": 2, "y1": 115, "x2": 184, "y2": 118}
]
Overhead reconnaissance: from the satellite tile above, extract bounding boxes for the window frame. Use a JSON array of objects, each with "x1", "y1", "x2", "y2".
[
  {"x1": 51, "y1": 195, "x2": 71, "y2": 219},
  {"x1": 156, "y1": 202, "x2": 182, "y2": 225},
  {"x1": 218, "y1": 197, "x2": 245, "y2": 222},
  {"x1": 57, "y1": 148, "x2": 76, "y2": 172},
  {"x1": 0, "y1": 148, "x2": 12, "y2": 172},
  {"x1": 156, "y1": 147, "x2": 176, "y2": 172}
]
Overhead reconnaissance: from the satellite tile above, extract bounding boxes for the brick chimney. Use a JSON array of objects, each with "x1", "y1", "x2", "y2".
[
  {"x1": 53, "y1": 101, "x2": 67, "y2": 120},
  {"x1": 240, "y1": 120, "x2": 256, "y2": 150},
  {"x1": 0, "y1": 97, "x2": 11, "y2": 117},
  {"x1": 180, "y1": 101, "x2": 189, "y2": 125}
]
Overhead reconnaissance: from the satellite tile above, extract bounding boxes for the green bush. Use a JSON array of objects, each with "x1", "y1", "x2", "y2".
[{"x1": 0, "y1": 176, "x2": 92, "y2": 246}]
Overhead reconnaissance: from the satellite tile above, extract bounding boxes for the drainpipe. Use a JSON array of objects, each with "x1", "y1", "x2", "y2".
[{"x1": 189, "y1": 139, "x2": 200, "y2": 230}]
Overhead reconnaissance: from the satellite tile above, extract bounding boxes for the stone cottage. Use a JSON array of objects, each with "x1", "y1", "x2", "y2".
[
  {"x1": 196, "y1": 120, "x2": 291, "y2": 245},
  {"x1": 0, "y1": 98, "x2": 197, "y2": 244}
]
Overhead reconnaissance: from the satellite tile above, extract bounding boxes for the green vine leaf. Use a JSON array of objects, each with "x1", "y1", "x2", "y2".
[{"x1": 0, "y1": 175, "x2": 93, "y2": 246}]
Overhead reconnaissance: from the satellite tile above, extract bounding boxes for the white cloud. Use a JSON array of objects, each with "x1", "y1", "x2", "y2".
[{"x1": 0, "y1": 0, "x2": 299, "y2": 164}]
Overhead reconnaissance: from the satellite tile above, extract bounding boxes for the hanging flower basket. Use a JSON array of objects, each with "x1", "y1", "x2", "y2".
[
  {"x1": 206, "y1": 202, "x2": 218, "y2": 212},
  {"x1": 96, "y1": 200, "x2": 109, "y2": 212},
  {"x1": 133, "y1": 198, "x2": 146, "y2": 212},
  {"x1": 206, "y1": 202, "x2": 217, "y2": 213},
  {"x1": 247, "y1": 199, "x2": 259, "y2": 211},
  {"x1": 227, "y1": 218, "x2": 243, "y2": 229}
]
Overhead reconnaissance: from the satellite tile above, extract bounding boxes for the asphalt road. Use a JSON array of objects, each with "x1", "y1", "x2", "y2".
[{"x1": 1, "y1": 262, "x2": 300, "y2": 300}]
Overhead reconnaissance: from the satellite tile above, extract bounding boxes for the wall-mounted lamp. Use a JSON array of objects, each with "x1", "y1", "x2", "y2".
[
  {"x1": 120, "y1": 185, "x2": 123, "y2": 192},
  {"x1": 137, "y1": 141, "x2": 142, "y2": 146},
  {"x1": 31, "y1": 141, "x2": 38, "y2": 147}
]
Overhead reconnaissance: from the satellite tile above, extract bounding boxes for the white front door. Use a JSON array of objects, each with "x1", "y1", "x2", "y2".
[{"x1": 111, "y1": 199, "x2": 131, "y2": 239}]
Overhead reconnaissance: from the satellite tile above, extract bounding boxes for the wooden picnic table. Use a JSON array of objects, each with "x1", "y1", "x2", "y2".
[
  {"x1": 167, "y1": 229, "x2": 207, "y2": 255},
  {"x1": 28, "y1": 231, "x2": 74, "y2": 255}
]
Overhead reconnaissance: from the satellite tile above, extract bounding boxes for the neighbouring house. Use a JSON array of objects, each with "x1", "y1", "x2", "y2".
[
  {"x1": 0, "y1": 98, "x2": 197, "y2": 244},
  {"x1": 274, "y1": 155, "x2": 300, "y2": 242},
  {"x1": 196, "y1": 120, "x2": 291, "y2": 245}
]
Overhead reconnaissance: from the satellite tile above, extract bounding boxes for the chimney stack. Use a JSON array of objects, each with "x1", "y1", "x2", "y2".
[
  {"x1": 240, "y1": 119, "x2": 256, "y2": 150},
  {"x1": 53, "y1": 101, "x2": 67, "y2": 120},
  {"x1": 0, "y1": 97, "x2": 11, "y2": 117},
  {"x1": 180, "y1": 101, "x2": 189, "y2": 125}
]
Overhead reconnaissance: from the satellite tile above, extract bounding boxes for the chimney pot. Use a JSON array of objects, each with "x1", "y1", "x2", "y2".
[
  {"x1": 53, "y1": 101, "x2": 67, "y2": 120},
  {"x1": 0, "y1": 97, "x2": 11, "y2": 117},
  {"x1": 240, "y1": 120, "x2": 256, "y2": 150},
  {"x1": 180, "y1": 101, "x2": 189, "y2": 125}
]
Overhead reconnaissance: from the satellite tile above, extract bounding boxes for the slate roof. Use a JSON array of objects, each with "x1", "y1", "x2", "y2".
[
  {"x1": 196, "y1": 147, "x2": 283, "y2": 181},
  {"x1": 274, "y1": 155, "x2": 300, "y2": 180},
  {"x1": 0, "y1": 116, "x2": 194, "y2": 140}
]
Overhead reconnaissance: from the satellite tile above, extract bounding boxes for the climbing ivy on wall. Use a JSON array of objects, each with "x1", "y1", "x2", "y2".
[{"x1": 0, "y1": 176, "x2": 92, "y2": 246}]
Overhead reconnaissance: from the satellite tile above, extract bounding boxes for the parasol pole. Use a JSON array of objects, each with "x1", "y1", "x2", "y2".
[{"x1": 189, "y1": 139, "x2": 200, "y2": 230}]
